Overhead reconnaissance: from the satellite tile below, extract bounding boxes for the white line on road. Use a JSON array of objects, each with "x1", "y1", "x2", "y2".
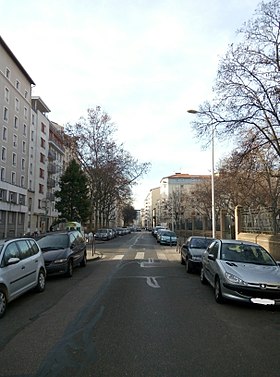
[
  {"x1": 146, "y1": 277, "x2": 160, "y2": 289},
  {"x1": 135, "y1": 252, "x2": 145, "y2": 259}
]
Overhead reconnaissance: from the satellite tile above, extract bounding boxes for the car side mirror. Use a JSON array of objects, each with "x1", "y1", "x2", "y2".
[{"x1": 208, "y1": 253, "x2": 216, "y2": 261}]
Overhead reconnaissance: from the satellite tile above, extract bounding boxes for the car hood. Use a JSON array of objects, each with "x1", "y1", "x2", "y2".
[
  {"x1": 42, "y1": 249, "x2": 67, "y2": 261},
  {"x1": 220, "y1": 260, "x2": 280, "y2": 284}
]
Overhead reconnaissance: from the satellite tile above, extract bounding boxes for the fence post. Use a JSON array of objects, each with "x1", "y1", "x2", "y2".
[
  {"x1": 235, "y1": 205, "x2": 243, "y2": 239},
  {"x1": 220, "y1": 209, "x2": 227, "y2": 239}
]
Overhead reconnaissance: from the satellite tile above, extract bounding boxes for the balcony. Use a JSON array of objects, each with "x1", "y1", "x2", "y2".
[{"x1": 47, "y1": 178, "x2": 56, "y2": 188}]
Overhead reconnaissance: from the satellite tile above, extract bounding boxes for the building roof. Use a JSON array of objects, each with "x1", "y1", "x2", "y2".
[
  {"x1": 160, "y1": 173, "x2": 210, "y2": 182},
  {"x1": 0, "y1": 35, "x2": 35, "y2": 85},
  {"x1": 31, "y1": 96, "x2": 50, "y2": 113}
]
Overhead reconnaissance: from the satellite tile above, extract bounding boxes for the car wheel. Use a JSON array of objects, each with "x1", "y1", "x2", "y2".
[
  {"x1": 214, "y1": 278, "x2": 224, "y2": 304},
  {"x1": 186, "y1": 259, "x2": 193, "y2": 273},
  {"x1": 66, "y1": 260, "x2": 73, "y2": 277},
  {"x1": 36, "y1": 269, "x2": 46, "y2": 292},
  {"x1": 180, "y1": 254, "x2": 185, "y2": 265},
  {"x1": 200, "y1": 267, "x2": 207, "y2": 285},
  {"x1": 0, "y1": 288, "x2": 7, "y2": 318},
  {"x1": 80, "y1": 252, "x2": 87, "y2": 267}
]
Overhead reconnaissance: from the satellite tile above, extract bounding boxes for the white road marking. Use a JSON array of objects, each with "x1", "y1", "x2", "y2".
[
  {"x1": 136, "y1": 252, "x2": 145, "y2": 259},
  {"x1": 146, "y1": 277, "x2": 160, "y2": 288},
  {"x1": 113, "y1": 255, "x2": 124, "y2": 260}
]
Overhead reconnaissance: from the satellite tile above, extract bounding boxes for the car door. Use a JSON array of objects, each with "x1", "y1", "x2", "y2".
[
  {"x1": 204, "y1": 241, "x2": 219, "y2": 286},
  {"x1": 17, "y1": 239, "x2": 39, "y2": 289},
  {"x1": 70, "y1": 232, "x2": 84, "y2": 266},
  {"x1": 0, "y1": 241, "x2": 29, "y2": 300}
]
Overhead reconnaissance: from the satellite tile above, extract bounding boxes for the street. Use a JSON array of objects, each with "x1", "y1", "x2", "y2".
[{"x1": 0, "y1": 231, "x2": 280, "y2": 377}]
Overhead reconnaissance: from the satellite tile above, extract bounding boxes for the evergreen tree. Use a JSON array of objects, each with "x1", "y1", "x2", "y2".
[{"x1": 55, "y1": 159, "x2": 90, "y2": 223}]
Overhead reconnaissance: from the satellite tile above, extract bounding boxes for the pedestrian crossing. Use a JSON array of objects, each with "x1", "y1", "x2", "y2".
[{"x1": 111, "y1": 250, "x2": 179, "y2": 262}]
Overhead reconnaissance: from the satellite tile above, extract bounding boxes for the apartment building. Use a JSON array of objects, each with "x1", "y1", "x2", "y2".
[
  {"x1": 0, "y1": 36, "x2": 34, "y2": 238},
  {"x1": 146, "y1": 173, "x2": 210, "y2": 229},
  {"x1": 0, "y1": 36, "x2": 68, "y2": 238}
]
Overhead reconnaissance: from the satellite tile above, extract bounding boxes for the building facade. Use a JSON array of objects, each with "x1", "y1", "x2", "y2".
[{"x1": 0, "y1": 36, "x2": 68, "y2": 238}]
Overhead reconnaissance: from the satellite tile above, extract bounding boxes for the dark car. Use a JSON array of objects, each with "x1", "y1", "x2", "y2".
[
  {"x1": 37, "y1": 230, "x2": 87, "y2": 277},
  {"x1": 181, "y1": 236, "x2": 215, "y2": 273}
]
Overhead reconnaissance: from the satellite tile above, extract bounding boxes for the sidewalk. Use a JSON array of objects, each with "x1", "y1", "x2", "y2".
[{"x1": 86, "y1": 243, "x2": 103, "y2": 261}]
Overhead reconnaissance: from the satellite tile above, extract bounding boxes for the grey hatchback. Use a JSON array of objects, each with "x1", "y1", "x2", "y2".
[
  {"x1": 201, "y1": 239, "x2": 280, "y2": 306},
  {"x1": 37, "y1": 230, "x2": 87, "y2": 277},
  {"x1": 0, "y1": 237, "x2": 46, "y2": 318}
]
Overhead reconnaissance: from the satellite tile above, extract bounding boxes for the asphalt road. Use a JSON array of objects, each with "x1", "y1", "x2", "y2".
[{"x1": 0, "y1": 232, "x2": 280, "y2": 377}]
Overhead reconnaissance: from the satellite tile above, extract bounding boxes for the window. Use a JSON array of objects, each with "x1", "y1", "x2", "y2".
[
  {"x1": 30, "y1": 146, "x2": 33, "y2": 159},
  {"x1": 24, "y1": 107, "x2": 28, "y2": 119},
  {"x1": 20, "y1": 176, "x2": 25, "y2": 187},
  {"x1": 32, "y1": 114, "x2": 35, "y2": 125},
  {"x1": 39, "y1": 168, "x2": 44, "y2": 179},
  {"x1": 31, "y1": 130, "x2": 34, "y2": 141},
  {"x1": 5, "y1": 68, "x2": 10, "y2": 79},
  {"x1": 21, "y1": 158, "x2": 25, "y2": 170},
  {"x1": 1, "y1": 147, "x2": 6, "y2": 161},
  {"x1": 19, "y1": 194, "x2": 25, "y2": 205},
  {"x1": 41, "y1": 122, "x2": 46, "y2": 134},
  {"x1": 40, "y1": 153, "x2": 45, "y2": 163},
  {"x1": 2, "y1": 127, "x2": 7, "y2": 141},
  {"x1": 5, "y1": 88, "x2": 9, "y2": 102},
  {"x1": 11, "y1": 172, "x2": 16, "y2": 184},
  {"x1": 0, "y1": 167, "x2": 5, "y2": 181},
  {"x1": 24, "y1": 90, "x2": 28, "y2": 99},
  {"x1": 3, "y1": 107, "x2": 8, "y2": 121},
  {"x1": 13, "y1": 134, "x2": 17, "y2": 147},
  {"x1": 41, "y1": 138, "x2": 46, "y2": 148},
  {"x1": 30, "y1": 163, "x2": 33, "y2": 174},
  {"x1": 12, "y1": 153, "x2": 16, "y2": 166},
  {"x1": 14, "y1": 116, "x2": 18, "y2": 129},
  {"x1": 39, "y1": 184, "x2": 44, "y2": 194},
  {"x1": 23, "y1": 124, "x2": 27, "y2": 136},
  {"x1": 22, "y1": 141, "x2": 26, "y2": 153},
  {"x1": 15, "y1": 80, "x2": 20, "y2": 90},
  {"x1": 15, "y1": 98, "x2": 19, "y2": 112}
]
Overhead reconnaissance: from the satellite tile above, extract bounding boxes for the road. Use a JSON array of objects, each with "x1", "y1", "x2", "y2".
[{"x1": 0, "y1": 231, "x2": 280, "y2": 377}]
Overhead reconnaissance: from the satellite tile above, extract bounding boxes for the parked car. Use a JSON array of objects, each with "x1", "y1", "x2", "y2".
[
  {"x1": 200, "y1": 239, "x2": 280, "y2": 305},
  {"x1": 0, "y1": 237, "x2": 46, "y2": 318},
  {"x1": 37, "y1": 230, "x2": 87, "y2": 277},
  {"x1": 94, "y1": 228, "x2": 112, "y2": 241},
  {"x1": 181, "y1": 236, "x2": 215, "y2": 273},
  {"x1": 159, "y1": 230, "x2": 177, "y2": 246},
  {"x1": 152, "y1": 226, "x2": 167, "y2": 238}
]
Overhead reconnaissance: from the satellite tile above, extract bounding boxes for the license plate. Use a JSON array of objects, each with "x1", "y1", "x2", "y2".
[{"x1": 251, "y1": 298, "x2": 275, "y2": 305}]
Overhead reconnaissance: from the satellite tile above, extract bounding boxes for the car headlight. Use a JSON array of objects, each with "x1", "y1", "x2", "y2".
[
  {"x1": 53, "y1": 258, "x2": 67, "y2": 264},
  {"x1": 225, "y1": 272, "x2": 246, "y2": 285},
  {"x1": 191, "y1": 256, "x2": 201, "y2": 261}
]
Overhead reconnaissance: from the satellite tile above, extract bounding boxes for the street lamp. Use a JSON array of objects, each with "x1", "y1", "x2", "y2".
[{"x1": 187, "y1": 109, "x2": 216, "y2": 238}]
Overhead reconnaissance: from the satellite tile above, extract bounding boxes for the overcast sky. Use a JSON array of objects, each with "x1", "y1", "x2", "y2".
[{"x1": 1, "y1": 0, "x2": 262, "y2": 208}]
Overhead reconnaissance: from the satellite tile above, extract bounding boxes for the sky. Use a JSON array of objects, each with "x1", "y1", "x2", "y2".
[{"x1": 1, "y1": 0, "x2": 262, "y2": 208}]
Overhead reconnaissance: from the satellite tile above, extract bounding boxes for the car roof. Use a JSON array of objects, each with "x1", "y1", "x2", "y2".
[{"x1": 219, "y1": 239, "x2": 259, "y2": 246}]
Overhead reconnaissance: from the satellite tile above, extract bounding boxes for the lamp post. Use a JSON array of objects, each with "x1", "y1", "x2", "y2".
[{"x1": 187, "y1": 109, "x2": 216, "y2": 238}]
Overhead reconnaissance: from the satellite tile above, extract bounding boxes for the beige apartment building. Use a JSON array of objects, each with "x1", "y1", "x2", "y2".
[
  {"x1": 0, "y1": 36, "x2": 67, "y2": 238},
  {"x1": 142, "y1": 173, "x2": 210, "y2": 230}
]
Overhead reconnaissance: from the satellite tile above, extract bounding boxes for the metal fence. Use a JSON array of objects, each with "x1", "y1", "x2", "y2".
[{"x1": 241, "y1": 207, "x2": 280, "y2": 234}]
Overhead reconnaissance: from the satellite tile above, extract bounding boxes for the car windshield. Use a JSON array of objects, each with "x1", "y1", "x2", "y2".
[
  {"x1": 221, "y1": 243, "x2": 276, "y2": 266},
  {"x1": 190, "y1": 238, "x2": 213, "y2": 249},
  {"x1": 37, "y1": 234, "x2": 69, "y2": 250}
]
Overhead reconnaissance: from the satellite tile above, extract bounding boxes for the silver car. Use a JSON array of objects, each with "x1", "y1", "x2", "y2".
[
  {"x1": 0, "y1": 237, "x2": 46, "y2": 318},
  {"x1": 201, "y1": 239, "x2": 280, "y2": 306}
]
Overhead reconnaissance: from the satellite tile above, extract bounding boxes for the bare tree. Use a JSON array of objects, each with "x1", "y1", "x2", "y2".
[
  {"x1": 190, "y1": 0, "x2": 280, "y2": 157},
  {"x1": 65, "y1": 106, "x2": 150, "y2": 229}
]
